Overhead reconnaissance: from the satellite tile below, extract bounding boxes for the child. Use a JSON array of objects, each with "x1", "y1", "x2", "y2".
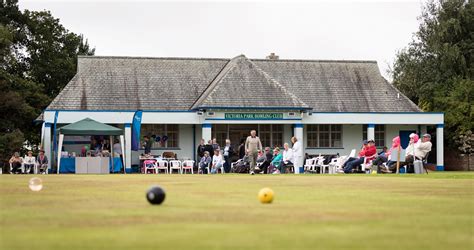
[
  {"x1": 199, "y1": 151, "x2": 212, "y2": 174},
  {"x1": 211, "y1": 149, "x2": 224, "y2": 174}
]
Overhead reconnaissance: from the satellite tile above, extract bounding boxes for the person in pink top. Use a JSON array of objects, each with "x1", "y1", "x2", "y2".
[{"x1": 374, "y1": 136, "x2": 400, "y2": 172}]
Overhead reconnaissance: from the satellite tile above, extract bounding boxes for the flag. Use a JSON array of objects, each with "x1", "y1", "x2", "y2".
[{"x1": 131, "y1": 110, "x2": 143, "y2": 151}]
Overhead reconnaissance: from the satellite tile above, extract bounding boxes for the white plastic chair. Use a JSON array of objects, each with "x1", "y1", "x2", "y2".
[
  {"x1": 303, "y1": 158, "x2": 315, "y2": 172},
  {"x1": 169, "y1": 160, "x2": 182, "y2": 174},
  {"x1": 329, "y1": 155, "x2": 347, "y2": 174},
  {"x1": 348, "y1": 149, "x2": 356, "y2": 158},
  {"x1": 182, "y1": 160, "x2": 195, "y2": 174},
  {"x1": 156, "y1": 160, "x2": 169, "y2": 174},
  {"x1": 143, "y1": 159, "x2": 157, "y2": 174}
]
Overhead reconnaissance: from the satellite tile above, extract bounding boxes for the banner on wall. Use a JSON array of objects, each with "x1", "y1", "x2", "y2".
[{"x1": 131, "y1": 110, "x2": 143, "y2": 151}]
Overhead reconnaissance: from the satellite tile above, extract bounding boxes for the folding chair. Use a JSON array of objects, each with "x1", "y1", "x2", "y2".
[{"x1": 182, "y1": 160, "x2": 195, "y2": 174}]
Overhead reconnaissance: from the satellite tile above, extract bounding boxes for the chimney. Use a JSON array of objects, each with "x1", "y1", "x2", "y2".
[{"x1": 266, "y1": 53, "x2": 279, "y2": 60}]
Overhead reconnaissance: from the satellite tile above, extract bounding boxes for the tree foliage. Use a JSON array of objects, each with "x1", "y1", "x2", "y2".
[
  {"x1": 0, "y1": 0, "x2": 94, "y2": 165},
  {"x1": 392, "y1": 0, "x2": 473, "y2": 151}
]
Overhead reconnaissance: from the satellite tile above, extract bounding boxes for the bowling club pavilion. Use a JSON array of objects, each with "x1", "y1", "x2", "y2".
[{"x1": 38, "y1": 54, "x2": 444, "y2": 172}]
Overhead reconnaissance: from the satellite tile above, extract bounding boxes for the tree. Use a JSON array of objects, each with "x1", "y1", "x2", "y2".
[
  {"x1": 0, "y1": 0, "x2": 95, "y2": 168},
  {"x1": 392, "y1": 0, "x2": 473, "y2": 151}
]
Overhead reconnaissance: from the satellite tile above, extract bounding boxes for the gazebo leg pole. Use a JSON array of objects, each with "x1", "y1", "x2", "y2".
[
  {"x1": 110, "y1": 136, "x2": 114, "y2": 173},
  {"x1": 57, "y1": 134, "x2": 64, "y2": 174}
]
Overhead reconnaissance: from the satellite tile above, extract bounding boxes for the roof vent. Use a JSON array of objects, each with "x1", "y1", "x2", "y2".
[{"x1": 266, "y1": 53, "x2": 279, "y2": 60}]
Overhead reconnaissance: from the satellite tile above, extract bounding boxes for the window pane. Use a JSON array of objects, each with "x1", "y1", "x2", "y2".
[
  {"x1": 319, "y1": 132, "x2": 330, "y2": 147},
  {"x1": 375, "y1": 125, "x2": 385, "y2": 147},
  {"x1": 331, "y1": 125, "x2": 342, "y2": 147},
  {"x1": 362, "y1": 124, "x2": 367, "y2": 141},
  {"x1": 307, "y1": 125, "x2": 318, "y2": 147},
  {"x1": 260, "y1": 132, "x2": 271, "y2": 148},
  {"x1": 166, "y1": 124, "x2": 179, "y2": 148}
]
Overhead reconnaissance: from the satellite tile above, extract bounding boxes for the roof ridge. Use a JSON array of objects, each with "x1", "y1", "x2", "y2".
[
  {"x1": 252, "y1": 58, "x2": 378, "y2": 63},
  {"x1": 192, "y1": 55, "x2": 309, "y2": 110},
  {"x1": 78, "y1": 55, "x2": 230, "y2": 61},
  {"x1": 189, "y1": 58, "x2": 233, "y2": 110},
  {"x1": 247, "y1": 58, "x2": 309, "y2": 108},
  {"x1": 77, "y1": 55, "x2": 377, "y2": 64}
]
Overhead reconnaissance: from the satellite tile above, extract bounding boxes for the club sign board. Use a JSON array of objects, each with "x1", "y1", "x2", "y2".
[{"x1": 224, "y1": 113, "x2": 284, "y2": 120}]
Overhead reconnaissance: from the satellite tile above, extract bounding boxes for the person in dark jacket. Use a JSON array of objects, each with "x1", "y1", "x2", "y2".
[
  {"x1": 204, "y1": 140, "x2": 214, "y2": 158},
  {"x1": 222, "y1": 139, "x2": 234, "y2": 173},
  {"x1": 197, "y1": 139, "x2": 206, "y2": 160},
  {"x1": 238, "y1": 139, "x2": 246, "y2": 159},
  {"x1": 257, "y1": 147, "x2": 273, "y2": 174},
  {"x1": 37, "y1": 149, "x2": 48, "y2": 174},
  {"x1": 143, "y1": 136, "x2": 152, "y2": 155}
]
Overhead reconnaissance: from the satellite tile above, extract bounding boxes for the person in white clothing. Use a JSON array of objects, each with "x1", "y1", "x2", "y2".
[
  {"x1": 113, "y1": 139, "x2": 122, "y2": 157},
  {"x1": 281, "y1": 143, "x2": 294, "y2": 173},
  {"x1": 24, "y1": 151, "x2": 36, "y2": 174},
  {"x1": 291, "y1": 137, "x2": 303, "y2": 174},
  {"x1": 211, "y1": 149, "x2": 224, "y2": 174}
]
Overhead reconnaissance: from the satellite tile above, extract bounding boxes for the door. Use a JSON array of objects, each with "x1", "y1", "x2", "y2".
[{"x1": 399, "y1": 130, "x2": 416, "y2": 149}]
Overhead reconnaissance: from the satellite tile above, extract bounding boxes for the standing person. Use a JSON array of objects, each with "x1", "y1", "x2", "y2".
[
  {"x1": 197, "y1": 139, "x2": 206, "y2": 160},
  {"x1": 245, "y1": 130, "x2": 262, "y2": 175},
  {"x1": 238, "y1": 139, "x2": 246, "y2": 159},
  {"x1": 24, "y1": 151, "x2": 36, "y2": 174},
  {"x1": 291, "y1": 137, "x2": 303, "y2": 174},
  {"x1": 113, "y1": 139, "x2": 123, "y2": 171},
  {"x1": 9, "y1": 152, "x2": 23, "y2": 174},
  {"x1": 212, "y1": 138, "x2": 220, "y2": 151},
  {"x1": 222, "y1": 139, "x2": 234, "y2": 173},
  {"x1": 204, "y1": 140, "x2": 214, "y2": 158},
  {"x1": 37, "y1": 150, "x2": 48, "y2": 174},
  {"x1": 143, "y1": 136, "x2": 152, "y2": 155}
]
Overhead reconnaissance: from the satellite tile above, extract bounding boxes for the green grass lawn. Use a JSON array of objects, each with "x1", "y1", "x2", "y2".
[{"x1": 1, "y1": 172, "x2": 473, "y2": 250}]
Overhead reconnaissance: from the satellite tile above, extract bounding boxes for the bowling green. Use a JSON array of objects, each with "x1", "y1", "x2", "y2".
[{"x1": 0, "y1": 172, "x2": 473, "y2": 250}]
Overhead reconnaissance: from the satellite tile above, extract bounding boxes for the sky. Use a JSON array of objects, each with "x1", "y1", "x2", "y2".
[{"x1": 20, "y1": 0, "x2": 425, "y2": 79}]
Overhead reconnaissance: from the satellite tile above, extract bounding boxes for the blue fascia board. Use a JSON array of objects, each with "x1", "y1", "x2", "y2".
[
  {"x1": 193, "y1": 106, "x2": 312, "y2": 111},
  {"x1": 310, "y1": 111, "x2": 444, "y2": 115},
  {"x1": 205, "y1": 118, "x2": 302, "y2": 121},
  {"x1": 44, "y1": 109, "x2": 194, "y2": 113}
]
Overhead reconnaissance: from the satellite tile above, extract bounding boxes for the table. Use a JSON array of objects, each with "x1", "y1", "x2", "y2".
[
  {"x1": 59, "y1": 158, "x2": 76, "y2": 173},
  {"x1": 76, "y1": 157, "x2": 109, "y2": 174}
]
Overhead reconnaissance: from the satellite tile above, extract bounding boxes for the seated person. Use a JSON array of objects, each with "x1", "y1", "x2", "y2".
[
  {"x1": 405, "y1": 133, "x2": 432, "y2": 165},
  {"x1": 343, "y1": 140, "x2": 376, "y2": 173},
  {"x1": 388, "y1": 133, "x2": 431, "y2": 173},
  {"x1": 24, "y1": 151, "x2": 36, "y2": 174},
  {"x1": 280, "y1": 143, "x2": 294, "y2": 173},
  {"x1": 199, "y1": 151, "x2": 212, "y2": 174},
  {"x1": 257, "y1": 147, "x2": 273, "y2": 174},
  {"x1": 9, "y1": 152, "x2": 23, "y2": 174},
  {"x1": 36, "y1": 150, "x2": 48, "y2": 174},
  {"x1": 268, "y1": 147, "x2": 283, "y2": 174},
  {"x1": 211, "y1": 149, "x2": 224, "y2": 174},
  {"x1": 374, "y1": 137, "x2": 398, "y2": 173}
]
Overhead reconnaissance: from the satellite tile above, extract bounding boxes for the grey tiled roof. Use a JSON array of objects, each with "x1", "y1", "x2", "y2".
[
  {"x1": 191, "y1": 55, "x2": 309, "y2": 110},
  {"x1": 45, "y1": 55, "x2": 421, "y2": 112}
]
